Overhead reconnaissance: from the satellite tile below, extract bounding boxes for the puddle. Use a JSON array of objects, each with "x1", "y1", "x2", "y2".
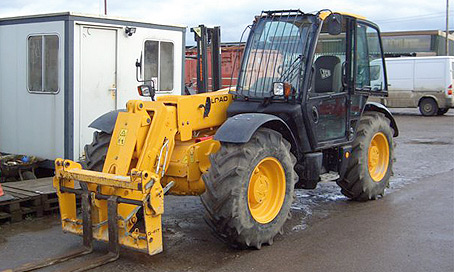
[
  {"x1": 291, "y1": 182, "x2": 348, "y2": 231},
  {"x1": 406, "y1": 139, "x2": 452, "y2": 145},
  {"x1": 289, "y1": 172, "x2": 430, "y2": 233}
]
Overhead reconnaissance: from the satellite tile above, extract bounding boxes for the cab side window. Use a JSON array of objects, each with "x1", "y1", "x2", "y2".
[
  {"x1": 311, "y1": 20, "x2": 348, "y2": 95},
  {"x1": 355, "y1": 24, "x2": 385, "y2": 91}
]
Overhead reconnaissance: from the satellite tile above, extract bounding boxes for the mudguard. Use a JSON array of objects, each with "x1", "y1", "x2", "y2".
[
  {"x1": 215, "y1": 113, "x2": 299, "y2": 156},
  {"x1": 364, "y1": 102, "x2": 399, "y2": 137},
  {"x1": 88, "y1": 109, "x2": 126, "y2": 134}
]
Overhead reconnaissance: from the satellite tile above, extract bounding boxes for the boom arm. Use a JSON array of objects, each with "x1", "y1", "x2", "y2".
[{"x1": 53, "y1": 90, "x2": 232, "y2": 255}]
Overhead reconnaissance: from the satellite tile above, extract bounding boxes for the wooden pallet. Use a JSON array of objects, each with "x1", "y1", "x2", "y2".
[
  {"x1": 0, "y1": 184, "x2": 43, "y2": 223},
  {"x1": 0, "y1": 177, "x2": 80, "y2": 224}
]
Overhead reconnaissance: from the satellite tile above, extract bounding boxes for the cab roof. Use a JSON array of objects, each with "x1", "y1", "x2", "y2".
[{"x1": 318, "y1": 11, "x2": 367, "y2": 20}]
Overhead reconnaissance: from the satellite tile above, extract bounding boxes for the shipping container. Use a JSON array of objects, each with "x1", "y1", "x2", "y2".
[{"x1": 185, "y1": 43, "x2": 244, "y2": 91}]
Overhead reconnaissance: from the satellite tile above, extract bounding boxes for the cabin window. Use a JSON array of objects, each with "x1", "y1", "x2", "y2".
[
  {"x1": 144, "y1": 40, "x2": 174, "y2": 92},
  {"x1": 27, "y1": 34, "x2": 59, "y2": 93}
]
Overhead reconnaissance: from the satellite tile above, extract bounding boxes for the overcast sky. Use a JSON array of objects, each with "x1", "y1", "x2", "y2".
[{"x1": 0, "y1": 0, "x2": 451, "y2": 43}]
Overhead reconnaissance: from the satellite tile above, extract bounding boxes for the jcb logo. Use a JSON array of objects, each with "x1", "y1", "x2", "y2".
[
  {"x1": 320, "y1": 68, "x2": 331, "y2": 79},
  {"x1": 211, "y1": 96, "x2": 229, "y2": 104}
]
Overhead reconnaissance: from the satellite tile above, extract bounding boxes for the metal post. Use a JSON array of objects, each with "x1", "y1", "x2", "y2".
[
  {"x1": 82, "y1": 193, "x2": 93, "y2": 249},
  {"x1": 447, "y1": 0, "x2": 450, "y2": 56},
  {"x1": 191, "y1": 25, "x2": 209, "y2": 93},
  {"x1": 104, "y1": 0, "x2": 107, "y2": 15},
  {"x1": 107, "y1": 196, "x2": 120, "y2": 255},
  {"x1": 211, "y1": 27, "x2": 222, "y2": 91}
]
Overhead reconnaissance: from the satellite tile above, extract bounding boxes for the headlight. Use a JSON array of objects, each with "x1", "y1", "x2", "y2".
[
  {"x1": 273, "y1": 82, "x2": 284, "y2": 96},
  {"x1": 273, "y1": 82, "x2": 293, "y2": 97},
  {"x1": 137, "y1": 85, "x2": 151, "y2": 96}
]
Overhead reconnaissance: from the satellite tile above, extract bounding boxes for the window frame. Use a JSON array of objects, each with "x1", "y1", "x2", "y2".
[
  {"x1": 143, "y1": 39, "x2": 175, "y2": 93},
  {"x1": 352, "y1": 20, "x2": 388, "y2": 96},
  {"x1": 26, "y1": 33, "x2": 61, "y2": 94}
]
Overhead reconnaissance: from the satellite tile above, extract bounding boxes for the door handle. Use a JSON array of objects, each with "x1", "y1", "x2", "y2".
[
  {"x1": 312, "y1": 106, "x2": 319, "y2": 124},
  {"x1": 108, "y1": 87, "x2": 117, "y2": 99}
]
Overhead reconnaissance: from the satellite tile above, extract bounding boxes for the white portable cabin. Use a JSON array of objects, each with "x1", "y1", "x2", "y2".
[{"x1": 0, "y1": 12, "x2": 185, "y2": 164}]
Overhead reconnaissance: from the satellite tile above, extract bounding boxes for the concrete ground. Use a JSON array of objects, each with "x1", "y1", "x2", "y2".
[{"x1": 0, "y1": 108, "x2": 453, "y2": 272}]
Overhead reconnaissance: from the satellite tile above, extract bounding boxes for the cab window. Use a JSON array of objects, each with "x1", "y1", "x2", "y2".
[
  {"x1": 311, "y1": 19, "x2": 348, "y2": 95},
  {"x1": 355, "y1": 23, "x2": 385, "y2": 91}
]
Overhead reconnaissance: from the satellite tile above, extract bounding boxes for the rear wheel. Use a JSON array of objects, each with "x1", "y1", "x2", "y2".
[
  {"x1": 419, "y1": 98, "x2": 438, "y2": 116},
  {"x1": 437, "y1": 108, "x2": 449, "y2": 115},
  {"x1": 336, "y1": 112, "x2": 394, "y2": 201},
  {"x1": 201, "y1": 128, "x2": 297, "y2": 249}
]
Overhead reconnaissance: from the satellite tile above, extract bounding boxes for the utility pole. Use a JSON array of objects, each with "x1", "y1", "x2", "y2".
[
  {"x1": 447, "y1": 0, "x2": 450, "y2": 55},
  {"x1": 104, "y1": 0, "x2": 107, "y2": 15}
]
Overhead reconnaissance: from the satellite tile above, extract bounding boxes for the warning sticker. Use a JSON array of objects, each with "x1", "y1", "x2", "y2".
[{"x1": 117, "y1": 129, "x2": 128, "y2": 146}]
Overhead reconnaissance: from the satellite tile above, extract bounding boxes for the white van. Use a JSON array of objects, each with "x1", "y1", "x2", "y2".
[{"x1": 370, "y1": 56, "x2": 454, "y2": 116}]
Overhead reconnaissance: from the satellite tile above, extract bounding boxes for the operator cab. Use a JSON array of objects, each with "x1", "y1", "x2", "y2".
[{"x1": 228, "y1": 10, "x2": 388, "y2": 152}]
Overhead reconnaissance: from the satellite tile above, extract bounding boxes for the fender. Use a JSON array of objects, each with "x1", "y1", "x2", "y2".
[
  {"x1": 418, "y1": 95, "x2": 439, "y2": 106},
  {"x1": 364, "y1": 102, "x2": 399, "y2": 137},
  {"x1": 88, "y1": 109, "x2": 127, "y2": 134},
  {"x1": 215, "y1": 113, "x2": 300, "y2": 157}
]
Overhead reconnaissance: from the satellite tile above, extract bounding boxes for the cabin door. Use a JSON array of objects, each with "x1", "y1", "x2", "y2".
[{"x1": 79, "y1": 26, "x2": 117, "y2": 159}]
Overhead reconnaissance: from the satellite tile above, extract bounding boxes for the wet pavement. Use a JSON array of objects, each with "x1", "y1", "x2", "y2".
[{"x1": 0, "y1": 108, "x2": 453, "y2": 271}]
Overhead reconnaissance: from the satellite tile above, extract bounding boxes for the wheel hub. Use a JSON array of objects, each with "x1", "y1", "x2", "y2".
[
  {"x1": 424, "y1": 104, "x2": 432, "y2": 112},
  {"x1": 251, "y1": 174, "x2": 269, "y2": 204},
  {"x1": 368, "y1": 132, "x2": 390, "y2": 182},
  {"x1": 369, "y1": 146, "x2": 380, "y2": 168},
  {"x1": 248, "y1": 157, "x2": 286, "y2": 224}
]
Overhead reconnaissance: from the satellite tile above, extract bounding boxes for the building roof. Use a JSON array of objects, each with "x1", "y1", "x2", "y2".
[
  {"x1": 381, "y1": 30, "x2": 454, "y2": 40},
  {"x1": 0, "y1": 11, "x2": 186, "y2": 30}
]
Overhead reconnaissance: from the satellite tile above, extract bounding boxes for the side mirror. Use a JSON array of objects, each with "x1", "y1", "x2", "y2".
[
  {"x1": 327, "y1": 13, "x2": 342, "y2": 36},
  {"x1": 135, "y1": 52, "x2": 143, "y2": 82}
]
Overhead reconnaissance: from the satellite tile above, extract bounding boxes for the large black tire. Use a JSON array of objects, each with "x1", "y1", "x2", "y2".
[
  {"x1": 80, "y1": 131, "x2": 111, "y2": 171},
  {"x1": 419, "y1": 98, "x2": 438, "y2": 116},
  {"x1": 336, "y1": 112, "x2": 394, "y2": 201},
  {"x1": 437, "y1": 108, "x2": 449, "y2": 115},
  {"x1": 201, "y1": 128, "x2": 297, "y2": 249},
  {"x1": 79, "y1": 131, "x2": 111, "y2": 190}
]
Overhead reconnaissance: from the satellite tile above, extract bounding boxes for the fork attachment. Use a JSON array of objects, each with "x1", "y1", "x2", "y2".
[{"x1": 4, "y1": 192, "x2": 120, "y2": 272}]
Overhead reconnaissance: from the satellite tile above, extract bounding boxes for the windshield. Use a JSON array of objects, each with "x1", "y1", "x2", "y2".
[{"x1": 236, "y1": 15, "x2": 313, "y2": 98}]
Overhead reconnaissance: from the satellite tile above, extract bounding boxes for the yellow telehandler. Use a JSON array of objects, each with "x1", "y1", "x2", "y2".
[{"x1": 9, "y1": 9, "x2": 398, "y2": 272}]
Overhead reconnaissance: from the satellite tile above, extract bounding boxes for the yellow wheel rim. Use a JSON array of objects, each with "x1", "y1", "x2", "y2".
[
  {"x1": 247, "y1": 157, "x2": 286, "y2": 224},
  {"x1": 368, "y1": 132, "x2": 390, "y2": 182}
]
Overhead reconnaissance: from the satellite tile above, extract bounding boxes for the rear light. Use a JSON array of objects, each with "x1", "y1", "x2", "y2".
[{"x1": 448, "y1": 84, "x2": 453, "y2": 95}]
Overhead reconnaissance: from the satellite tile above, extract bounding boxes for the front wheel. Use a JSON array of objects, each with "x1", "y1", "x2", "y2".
[
  {"x1": 201, "y1": 128, "x2": 297, "y2": 249},
  {"x1": 80, "y1": 131, "x2": 111, "y2": 171},
  {"x1": 336, "y1": 112, "x2": 394, "y2": 201},
  {"x1": 79, "y1": 131, "x2": 111, "y2": 190}
]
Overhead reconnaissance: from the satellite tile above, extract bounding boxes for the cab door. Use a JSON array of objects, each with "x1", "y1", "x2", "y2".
[
  {"x1": 305, "y1": 16, "x2": 354, "y2": 148},
  {"x1": 348, "y1": 21, "x2": 388, "y2": 135}
]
